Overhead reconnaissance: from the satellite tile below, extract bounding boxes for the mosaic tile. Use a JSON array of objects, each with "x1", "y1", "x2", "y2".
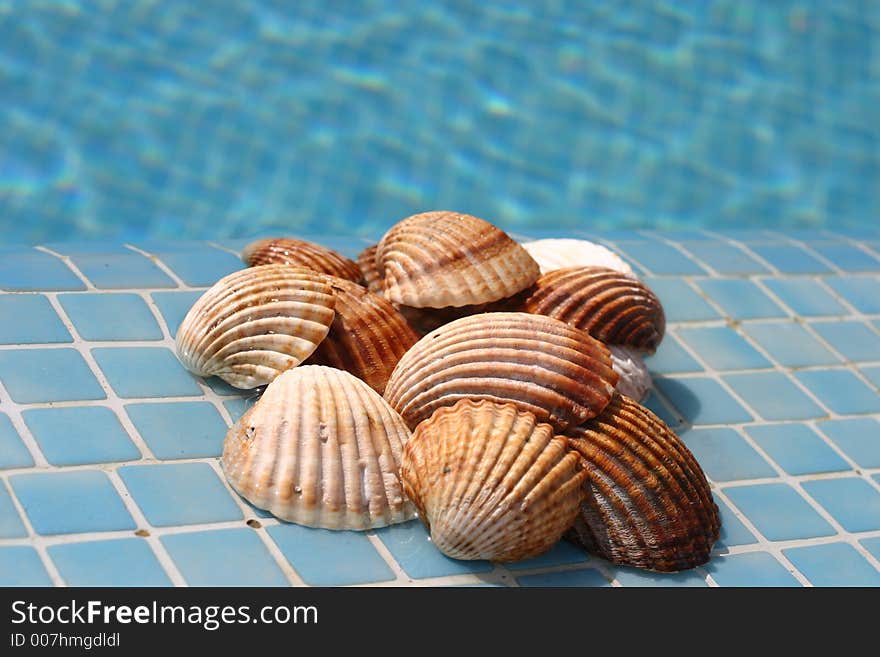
[
  {"x1": 782, "y1": 543, "x2": 880, "y2": 587},
  {"x1": 0, "y1": 349, "x2": 106, "y2": 403},
  {"x1": 516, "y1": 568, "x2": 610, "y2": 587},
  {"x1": 861, "y1": 537, "x2": 880, "y2": 562},
  {"x1": 0, "y1": 252, "x2": 85, "y2": 291},
  {"x1": 707, "y1": 552, "x2": 801, "y2": 587},
  {"x1": 722, "y1": 372, "x2": 825, "y2": 421},
  {"x1": 802, "y1": 477, "x2": 880, "y2": 533},
  {"x1": 502, "y1": 541, "x2": 590, "y2": 571},
  {"x1": 693, "y1": 279, "x2": 785, "y2": 320},
  {"x1": 642, "y1": 335, "x2": 703, "y2": 374},
  {"x1": 641, "y1": 278, "x2": 719, "y2": 322},
  {"x1": 640, "y1": 389, "x2": 684, "y2": 429},
  {"x1": 680, "y1": 241, "x2": 769, "y2": 275},
  {"x1": 745, "y1": 424, "x2": 849, "y2": 475},
  {"x1": 809, "y1": 243, "x2": 880, "y2": 272},
  {"x1": 748, "y1": 244, "x2": 831, "y2": 274},
  {"x1": 816, "y1": 418, "x2": 880, "y2": 469},
  {"x1": 125, "y1": 401, "x2": 227, "y2": 459},
  {"x1": 0, "y1": 484, "x2": 27, "y2": 538},
  {"x1": 92, "y1": 347, "x2": 203, "y2": 398},
  {"x1": 677, "y1": 327, "x2": 772, "y2": 371},
  {"x1": 23, "y1": 406, "x2": 140, "y2": 466},
  {"x1": 724, "y1": 483, "x2": 836, "y2": 542},
  {"x1": 150, "y1": 290, "x2": 202, "y2": 336},
  {"x1": 861, "y1": 366, "x2": 880, "y2": 389},
  {"x1": 741, "y1": 322, "x2": 840, "y2": 368},
  {"x1": 48, "y1": 538, "x2": 172, "y2": 587},
  {"x1": 70, "y1": 253, "x2": 176, "y2": 289},
  {"x1": 613, "y1": 242, "x2": 707, "y2": 275},
  {"x1": 0, "y1": 546, "x2": 53, "y2": 586},
  {"x1": 761, "y1": 278, "x2": 848, "y2": 316},
  {"x1": 223, "y1": 397, "x2": 258, "y2": 423},
  {"x1": 58, "y1": 293, "x2": 163, "y2": 341},
  {"x1": 809, "y1": 321, "x2": 880, "y2": 363},
  {"x1": 824, "y1": 276, "x2": 880, "y2": 314},
  {"x1": 794, "y1": 369, "x2": 880, "y2": 415},
  {"x1": 149, "y1": 249, "x2": 243, "y2": 287},
  {"x1": 374, "y1": 521, "x2": 493, "y2": 579},
  {"x1": 0, "y1": 413, "x2": 34, "y2": 470},
  {"x1": 0, "y1": 295, "x2": 71, "y2": 344},
  {"x1": 679, "y1": 428, "x2": 776, "y2": 482},
  {"x1": 653, "y1": 376, "x2": 753, "y2": 426},
  {"x1": 714, "y1": 495, "x2": 757, "y2": 548}
]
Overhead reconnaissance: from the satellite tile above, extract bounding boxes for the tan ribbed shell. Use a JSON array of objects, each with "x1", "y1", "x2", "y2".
[
  {"x1": 401, "y1": 400, "x2": 587, "y2": 562},
  {"x1": 356, "y1": 244, "x2": 385, "y2": 294},
  {"x1": 221, "y1": 365, "x2": 415, "y2": 530},
  {"x1": 175, "y1": 265, "x2": 335, "y2": 389},
  {"x1": 383, "y1": 312, "x2": 618, "y2": 432},
  {"x1": 242, "y1": 237, "x2": 362, "y2": 282},
  {"x1": 522, "y1": 238, "x2": 636, "y2": 277},
  {"x1": 565, "y1": 393, "x2": 720, "y2": 572},
  {"x1": 376, "y1": 211, "x2": 540, "y2": 308}
]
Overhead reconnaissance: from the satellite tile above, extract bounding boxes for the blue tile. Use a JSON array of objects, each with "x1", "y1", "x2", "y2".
[
  {"x1": 516, "y1": 567, "x2": 610, "y2": 587},
  {"x1": 151, "y1": 290, "x2": 202, "y2": 336},
  {"x1": 41, "y1": 242, "x2": 133, "y2": 255},
  {"x1": 643, "y1": 335, "x2": 703, "y2": 374},
  {"x1": 745, "y1": 424, "x2": 849, "y2": 475},
  {"x1": 614, "y1": 243, "x2": 707, "y2": 275},
  {"x1": 92, "y1": 347, "x2": 203, "y2": 398},
  {"x1": 374, "y1": 520, "x2": 493, "y2": 579},
  {"x1": 640, "y1": 390, "x2": 684, "y2": 429},
  {"x1": 681, "y1": 242, "x2": 769, "y2": 275},
  {"x1": 118, "y1": 463, "x2": 242, "y2": 527},
  {"x1": 0, "y1": 547, "x2": 53, "y2": 586},
  {"x1": 810, "y1": 243, "x2": 880, "y2": 273},
  {"x1": 824, "y1": 276, "x2": 880, "y2": 314},
  {"x1": 161, "y1": 529, "x2": 288, "y2": 586},
  {"x1": 223, "y1": 397, "x2": 258, "y2": 423},
  {"x1": 861, "y1": 537, "x2": 880, "y2": 562},
  {"x1": 125, "y1": 402, "x2": 227, "y2": 460},
  {"x1": 795, "y1": 370, "x2": 880, "y2": 415},
  {"x1": 741, "y1": 322, "x2": 840, "y2": 368},
  {"x1": 677, "y1": 327, "x2": 772, "y2": 371},
  {"x1": 58, "y1": 293, "x2": 163, "y2": 341},
  {"x1": 503, "y1": 540, "x2": 590, "y2": 571},
  {"x1": 783, "y1": 543, "x2": 880, "y2": 587},
  {"x1": 0, "y1": 349, "x2": 106, "y2": 403},
  {"x1": 0, "y1": 485, "x2": 26, "y2": 538},
  {"x1": 861, "y1": 366, "x2": 880, "y2": 390},
  {"x1": 722, "y1": 372, "x2": 825, "y2": 421},
  {"x1": 817, "y1": 418, "x2": 880, "y2": 468},
  {"x1": 0, "y1": 252, "x2": 85, "y2": 291},
  {"x1": 694, "y1": 279, "x2": 785, "y2": 320},
  {"x1": 70, "y1": 253, "x2": 176, "y2": 289},
  {"x1": 709, "y1": 229, "x2": 782, "y2": 242},
  {"x1": 724, "y1": 483, "x2": 835, "y2": 541},
  {"x1": 267, "y1": 524, "x2": 395, "y2": 585},
  {"x1": 653, "y1": 376, "x2": 753, "y2": 425},
  {"x1": 802, "y1": 477, "x2": 880, "y2": 533},
  {"x1": 642, "y1": 278, "x2": 719, "y2": 322},
  {"x1": 151, "y1": 249, "x2": 243, "y2": 287},
  {"x1": 48, "y1": 538, "x2": 172, "y2": 587},
  {"x1": 0, "y1": 295, "x2": 71, "y2": 344},
  {"x1": 680, "y1": 427, "x2": 776, "y2": 482},
  {"x1": 761, "y1": 279, "x2": 848, "y2": 316},
  {"x1": 0, "y1": 413, "x2": 33, "y2": 469},
  {"x1": 714, "y1": 494, "x2": 757, "y2": 548},
  {"x1": 22, "y1": 406, "x2": 140, "y2": 466},
  {"x1": 203, "y1": 376, "x2": 246, "y2": 396},
  {"x1": 10, "y1": 470, "x2": 135, "y2": 535},
  {"x1": 810, "y1": 321, "x2": 880, "y2": 363},
  {"x1": 707, "y1": 552, "x2": 801, "y2": 587},
  {"x1": 611, "y1": 566, "x2": 708, "y2": 587},
  {"x1": 748, "y1": 244, "x2": 831, "y2": 274}
]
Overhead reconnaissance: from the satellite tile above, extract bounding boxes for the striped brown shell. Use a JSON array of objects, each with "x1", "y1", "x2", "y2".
[
  {"x1": 304, "y1": 276, "x2": 420, "y2": 394},
  {"x1": 383, "y1": 312, "x2": 618, "y2": 433},
  {"x1": 376, "y1": 211, "x2": 540, "y2": 308},
  {"x1": 401, "y1": 400, "x2": 587, "y2": 562},
  {"x1": 356, "y1": 244, "x2": 385, "y2": 294},
  {"x1": 565, "y1": 393, "x2": 720, "y2": 572},
  {"x1": 395, "y1": 294, "x2": 525, "y2": 336},
  {"x1": 242, "y1": 237, "x2": 362, "y2": 282},
  {"x1": 522, "y1": 266, "x2": 666, "y2": 353}
]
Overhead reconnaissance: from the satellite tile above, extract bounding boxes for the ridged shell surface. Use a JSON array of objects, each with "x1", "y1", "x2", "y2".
[
  {"x1": 384, "y1": 312, "x2": 618, "y2": 432},
  {"x1": 356, "y1": 244, "x2": 384, "y2": 294},
  {"x1": 395, "y1": 295, "x2": 523, "y2": 336},
  {"x1": 305, "y1": 276, "x2": 420, "y2": 394},
  {"x1": 175, "y1": 265, "x2": 335, "y2": 389},
  {"x1": 242, "y1": 237, "x2": 362, "y2": 282},
  {"x1": 523, "y1": 266, "x2": 666, "y2": 353},
  {"x1": 222, "y1": 365, "x2": 416, "y2": 530},
  {"x1": 522, "y1": 238, "x2": 637, "y2": 278},
  {"x1": 376, "y1": 211, "x2": 540, "y2": 308},
  {"x1": 609, "y1": 345, "x2": 652, "y2": 402},
  {"x1": 565, "y1": 393, "x2": 720, "y2": 572},
  {"x1": 401, "y1": 400, "x2": 587, "y2": 562}
]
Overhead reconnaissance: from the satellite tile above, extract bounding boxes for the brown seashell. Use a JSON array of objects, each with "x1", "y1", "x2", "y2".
[
  {"x1": 222, "y1": 365, "x2": 416, "y2": 530},
  {"x1": 401, "y1": 400, "x2": 587, "y2": 562},
  {"x1": 356, "y1": 244, "x2": 385, "y2": 295},
  {"x1": 175, "y1": 265, "x2": 335, "y2": 389},
  {"x1": 395, "y1": 294, "x2": 526, "y2": 336},
  {"x1": 242, "y1": 237, "x2": 362, "y2": 282},
  {"x1": 304, "y1": 276, "x2": 420, "y2": 394},
  {"x1": 523, "y1": 266, "x2": 666, "y2": 353},
  {"x1": 384, "y1": 312, "x2": 618, "y2": 432},
  {"x1": 565, "y1": 393, "x2": 720, "y2": 572},
  {"x1": 376, "y1": 211, "x2": 540, "y2": 308}
]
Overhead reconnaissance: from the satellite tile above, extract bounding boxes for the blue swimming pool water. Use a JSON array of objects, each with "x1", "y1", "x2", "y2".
[{"x1": 1, "y1": 1, "x2": 878, "y2": 242}]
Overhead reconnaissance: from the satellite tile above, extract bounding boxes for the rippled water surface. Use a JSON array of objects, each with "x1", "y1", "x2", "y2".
[{"x1": 1, "y1": 1, "x2": 878, "y2": 241}]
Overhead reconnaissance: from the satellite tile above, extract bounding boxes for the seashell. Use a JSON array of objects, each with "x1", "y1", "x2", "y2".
[
  {"x1": 609, "y1": 345, "x2": 652, "y2": 402},
  {"x1": 565, "y1": 393, "x2": 720, "y2": 572},
  {"x1": 522, "y1": 266, "x2": 665, "y2": 353},
  {"x1": 222, "y1": 365, "x2": 416, "y2": 530},
  {"x1": 522, "y1": 238, "x2": 637, "y2": 278},
  {"x1": 356, "y1": 243, "x2": 385, "y2": 294},
  {"x1": 384, "y1": 312, "x2": 618, "y2": 433},
  {"x1": 395, "y1": 294, "x2": 525, "y2": 337},
  {"x1": 242, "y1": 237, "x2": 362, "y2": 282},
  {"x1": 304, "y1": 276, "x2": 420, "y2": 394},
  {"x1": 376, "y1": 211, "x2": 540, "y2": 308},
  {"x1": 401, "y1": 399, "x2": 587, "y2": 562},
  {"x1": 175, "y1": 265, "x2": 335, "y2": 389}
]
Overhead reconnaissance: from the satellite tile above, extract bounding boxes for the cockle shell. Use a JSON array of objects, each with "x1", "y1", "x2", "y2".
[
  {"x1": 304, "y1": 276, "x2": 420, "y2": 394},
  {"x1": 401, "y1": 400, "x2": 587, "y2": 562},
  {"x1": 175, "y1": 265, "x2": 335, "y2": 389},
  {"x1": 222, "y1": 365, "x2": 416, "y2": 530},
  {"x1": 356, "y1": 243, "x2": 385, "y2": 294},
  {"x1": 609, "y1": 345, "x2": 652, "y2": 402},
  {"x1": 394, "y1": 295, "x2": 524, "y2": 337},
  {"x1": 565, "y1": 393, "x2": 720, "y2": 572},
  {"x1": 384, "y1": 312, "x2": 618, "y2": 432},
  {"x1": 523, "y1": 266, "x2": 666, "y2": 353},
  {"x1": 522, "y1": 238, "x2": 637, "y2": 278},
  {"x1": 376, "y1": 211, "x2": 540, "y2": 308},
  {"x1": 242, "y1": 237, "x2": 362, "y2": 282}
]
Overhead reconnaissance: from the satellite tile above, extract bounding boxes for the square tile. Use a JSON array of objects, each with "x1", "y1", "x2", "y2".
[
  {"x1": 92, "y1": 347, "x2": 203, "y2": 398},
  {"x1": 161, "y1": 528, "x2": 288, "y2": 586},
  {"x1": 677, "y1": 327, "x2": 772, "y2": 371},
  {"x1": 151, "y1": 290, "x2": 202, "y2": 337},
  {"x1": 641, "y1": 278, "x2": 719, "y2": 322},
  {"x1": 0, "y1": 295, "x2": 71, "y2": 344},
  {"x1": 118, "y1": 463, "x2": 242, "y2": 527},
  {"x1": 42, "y1": 242, "x2": 133, "y2": 255},
  {"x1": 724, "y1": 483, "x2": 835, "y2": 541},
  {"x1": 722, "y1": 372, "x2": 825, "y2": 421},
  {"x1": 58, "y1": 293, "x2": 163, "y2": 341},
  {"x1": 642, "y1": 335, "x2": 703, "y2": 374},
  {"x1": 816, "y1": 418, "x2": 880, "y2": 468},
  {"x1": 680, "y1": 428, "x2": 776, "y2": 482},
  {"x1": 748, "y1": 244, "x2": 831, "y2": 274},
  {"x1": 125, "y1": 402, "x2": 227, "y2": 459},
  {"x1": 861, "y1": 366, "x2": 880, "y2": 389},
  {"x1": 10, "y1": 470, "x2": 135, "y2": 535},
  {"x1": 613, "y1": 243, "x2": 708, "y2": 275},
  {"x1": 761, "y1": 279, "x2": 848, "y2": 316},
  {"x1": 22, "y1": 406, "x2": 140, "y2": 466},
  {"x1": 741, "y1": 322, "x2": 840, "y2": 368},
  {"x1": 782, "y1": 543, "x2": 880, "y2": 587},
  {"x1": 0, "y1": 349, "x2": 106, "y2": 403},
  {"x1": 707, "y1": 552, "x2": 801, "y2": 587},
  {"x1": 640, "y1": 390, "x2": 684, "y2": 429},
  {"x1": 267, "y1": 524, "x2": 395, "y2": 586},
  {"x1": 70, "y1": 253, "x2": 176, "y2": 289},
  {"x1": 150, "y1": 249, "x2": 243, "y2": 287},
  {"x1": 802, "y1": 477, "x2": 880, "y2": 533},
  {"x1": 810, "y1": 243, "x2": 879, "y2": 272},
  {"x1": 694, "y1": 279, "x2": 785, "y2": 320},
  {"x1": 610, "y1": 566, "x2": 708, "y2": 587},
  {"x1": 0, "y1": 485, "x2": 27, "y2": 538},
  {"x1": 0, "y1": 252, "x2": 85, "y2": 291},
  {"x1": 714, "y1": 494, "x2": 757, "y2": 548},
  {"x1": 824, "y1": 276, "x2": 880, "y2": 314},
  {"x1": 0, "y1": 413, "x2": 34, "y2": 469},
  {"x1": 809, "y1": 321, "x2": 880, "y2": 363},
  {"x1": 861, "y1": 537, "x2": 880, "y2": 562},
  {"x1": 503, "y1": 541, "x2": 590, "y2": 571},
  {"x1": 48, "y1": 538, "x2": 172, "y2": 587},
  {"x1": 653, "y1": 376, "x2": 753, "y2": 426},
  {"x1": 374, "y1": 521, "x2": 493, "y2": 579},
  {"x1": 681, "y1": 242, "x2": 769, "y2": 275},
  {"x1": 516, "y1": 567, "x2": 610, "y2": 587},
  {"x1": 795, "y1": 369, "x2": 880, "y2": 415},
  {"x1": 224, "y1": 397, "x2": 258, "y2": 423},
  {"x1": 0, "y1": 547, "x2": 53, "y2": 586},
  {"x1": 745, "y1": 424, "x2": 849, "y2": 475}
]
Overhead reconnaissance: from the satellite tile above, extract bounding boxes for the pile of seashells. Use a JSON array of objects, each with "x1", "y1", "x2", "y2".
[{"x1": 175, "y1": 211, "x2": 720, "y2": 573}]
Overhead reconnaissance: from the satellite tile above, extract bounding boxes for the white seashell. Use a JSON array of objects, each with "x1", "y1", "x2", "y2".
[
  {"x1": 522, "y1": 238, "x2": 636, "y2": 278},
  {"x1": 609, "y1": 345, "x2": 652, "y2": 402}
]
